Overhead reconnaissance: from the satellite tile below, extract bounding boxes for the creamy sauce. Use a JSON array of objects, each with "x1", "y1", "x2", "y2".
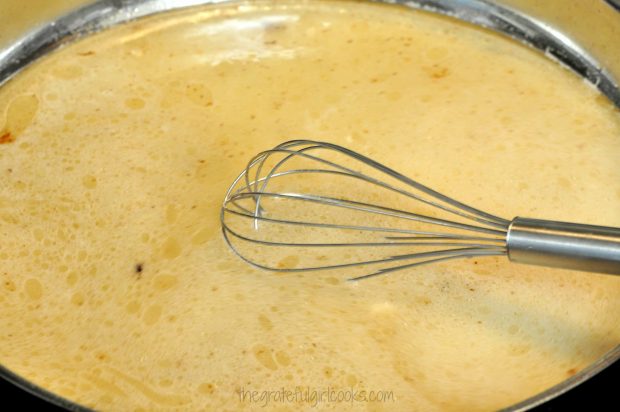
[{"x1": 1, "y1": 1, "x2": 619, "y2": 410}]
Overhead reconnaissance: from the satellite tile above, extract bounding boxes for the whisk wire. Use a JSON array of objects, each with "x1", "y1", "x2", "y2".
[
  {"x1": 226, "y1": 191, "x2": 507, "y2": 236},
  {"x1": 271, "y1": 140, "x2": 510, "y2": 224},
  {"x1": 247, "y1": 145, "x2": 508, "y2": 229},
  {"x1": 222, "y1": 140, "x2": 511, "y2": 279}
]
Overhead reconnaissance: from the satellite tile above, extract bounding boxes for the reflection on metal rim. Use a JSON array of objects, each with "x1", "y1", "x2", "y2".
[
  {"x1": 0, "y1": 0, "x2": 618, "y2": 410},
  {"x1": 500, "y1": 345, "x2": 620, "y2": 411},
  {"x1": 1, "y1": 0, "x2": 618, "y2": 107},
  {"x1": 607, "y1": 0, "x2": 620, "y2": 12}
]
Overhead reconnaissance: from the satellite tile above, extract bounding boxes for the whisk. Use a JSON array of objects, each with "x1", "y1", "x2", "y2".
[{"x1": 221, "y1": 140, "x2": 620, "y2": 280}]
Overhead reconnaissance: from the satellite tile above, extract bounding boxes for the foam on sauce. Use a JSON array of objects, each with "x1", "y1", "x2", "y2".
[{"x1": 0, "y1": 1, "x2": 619, "y2": 410}]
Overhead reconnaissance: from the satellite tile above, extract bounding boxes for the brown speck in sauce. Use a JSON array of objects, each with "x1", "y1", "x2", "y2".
[
  {"x1": 134, "y1": 263, "x2": 144, "y2": 279},
  {"x1": 425, "y1": 64, "x2": 450, "y2": 79},
  {"x1": 0, "y1": 131, "x2": 15, "y2": 144}
]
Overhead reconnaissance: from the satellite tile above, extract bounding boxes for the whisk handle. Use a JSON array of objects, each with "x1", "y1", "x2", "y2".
[{"x1": 507, "y1": 217, "x2": 620, "y2": 275}]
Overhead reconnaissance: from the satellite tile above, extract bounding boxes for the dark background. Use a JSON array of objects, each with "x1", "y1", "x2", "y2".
[{"x1": 1, "y1": 359, "x2": 617, "y2": 411}]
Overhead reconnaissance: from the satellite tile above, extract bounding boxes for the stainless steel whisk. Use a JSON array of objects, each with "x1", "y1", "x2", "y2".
[{"x1": 221, "y1": 140, "x2": 620, "y2": 280}]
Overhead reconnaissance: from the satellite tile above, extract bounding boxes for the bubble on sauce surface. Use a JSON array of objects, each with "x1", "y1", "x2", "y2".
[
  {"x1": 125, "y1": 97, "x2": 146, "y2": 110},
  {"x1": 24, "y1": 278, "x2": 43, "y2": 300},
  {"x1": 143, "y1": 305, "x2": 162, "y2": 325},
  {"x1": 160, "y1": 237, "x2": 182, "y2": 260},
  {"x1": 153, "y1": 274, "x2": 178, "y2": 290}
]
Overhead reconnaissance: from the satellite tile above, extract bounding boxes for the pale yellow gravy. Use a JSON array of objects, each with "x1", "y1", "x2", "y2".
[{"x1": 0, "y1": 1, "x2": 619, "y2": 411}]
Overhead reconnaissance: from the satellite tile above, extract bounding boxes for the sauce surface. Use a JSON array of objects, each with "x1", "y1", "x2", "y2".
[{"x1": 1, "y1": 1, "x2": 619, "y2": 410}]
